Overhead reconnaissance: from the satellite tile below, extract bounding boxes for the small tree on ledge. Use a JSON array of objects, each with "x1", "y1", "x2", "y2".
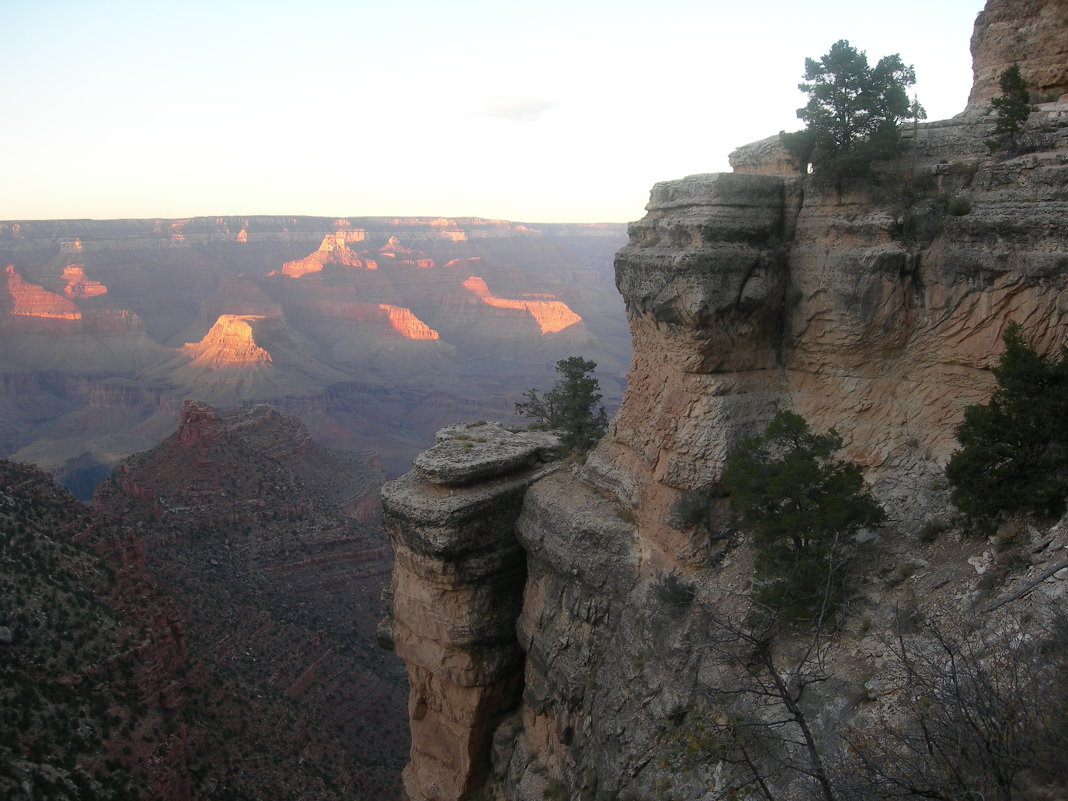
[
  {"x1": 516, "y1": 356, "x2": 608, "y2": 453},
  {"x1": 987, "y1": 63, "x2": 1031, "y2": 152}
]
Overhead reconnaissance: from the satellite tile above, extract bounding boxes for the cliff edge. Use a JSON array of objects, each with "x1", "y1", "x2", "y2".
[{"x1": 384, "y1": 4, "x2": 1068, "y2": 799}]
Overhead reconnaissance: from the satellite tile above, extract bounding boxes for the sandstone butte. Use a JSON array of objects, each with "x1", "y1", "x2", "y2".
[
  {"x1": 381, "y1": 2, "x2": 1068, "y2": 800},
  {"x1": 61, "y1": 264, "x2": 108, "y2": 299},
  {"x1": 183, "y1": 314, "x2": 274, "y2": 368}
]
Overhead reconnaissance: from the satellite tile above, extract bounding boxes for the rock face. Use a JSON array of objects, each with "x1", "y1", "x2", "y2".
[
  {"x1": 2, "y1": 264, "x2": 81, "y2": 320},
  {"x1": 385, "y1": 4, "x2": 1068, "y2": 800},
  {"x1": 968, "y1": 0, "x2": 1068, "y2": 105},
  {"x1": 381, "y1": 424, "x2": 561, "y2": 801}
]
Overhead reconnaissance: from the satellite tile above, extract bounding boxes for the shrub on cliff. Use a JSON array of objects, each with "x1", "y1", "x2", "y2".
[
  {"x1": 722, "y1": 410, "x2": 886, "y2": 620},
  {"x1": 946, "y1": 322, "x2": 1068, "y2": 523},
  {"x1": 516, "y1": 355, "x2": 608, "y2": 452},
  {"x1": 783, "y1": 39, "x2": 920, "y2": 178}
]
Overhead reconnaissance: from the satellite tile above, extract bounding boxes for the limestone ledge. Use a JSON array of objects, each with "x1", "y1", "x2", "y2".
[{"x1": 412, "y1": 422, "x2": 561, "y2": 488}]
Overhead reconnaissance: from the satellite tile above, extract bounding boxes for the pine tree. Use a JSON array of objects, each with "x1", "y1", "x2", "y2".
[
  {"x1": 723, "y1": 410, "x2": 886, "y2": 619},
  {"x1": 783, "y1": 40, "x2": 919, "y2": 177},
  {"x1": 987, "y1": 63, "x2": 1031, "y2": 152},
  {"x1": 516, "y1": 356, "x2": 608, "y2": 452},
  {"x1": 946, "y1": 322, "x2": 1068, "y2": 521}
]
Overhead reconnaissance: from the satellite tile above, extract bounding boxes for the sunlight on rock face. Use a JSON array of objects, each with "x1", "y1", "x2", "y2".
[
  {"x1": 278, "y1": 231, "x2": 378, "y2": 277},
  {"x1": 62, "y1": 265, "x2": 107, "y2": 299},
  {"x1": 461, "y1": 274, "x2": 582, "y2": 334},
  {"x1": 377, "y1": 304, "x2": 440, "y2": 340},
  {"x1": 184, "y1": 314, "x2": 273, "y2": 368},
  {"x1": 4, "y1": 265, "x2": 82, "y2": 319},
  {"x1": 379, "y1": 236, "x2": 435, "y2": 268}
]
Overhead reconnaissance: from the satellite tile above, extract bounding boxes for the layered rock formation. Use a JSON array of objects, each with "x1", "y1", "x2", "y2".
[
  {"x1": 385, "y1": 4, "x2": 1068, "y2": 800},
  {"x1": 2, "y1": 264, "x2": 81, "y2": 321},
  {"x1": 381, "y1": 423, "x2": 562, "y2": 801},
  {"x1": 968, "y1": 0, "x2": 1068, "y2": 105}
]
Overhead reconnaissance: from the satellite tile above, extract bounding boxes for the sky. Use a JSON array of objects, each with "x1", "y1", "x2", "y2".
[{"x1": 2, "y1": 0, "x2": 987, "y2": 223}]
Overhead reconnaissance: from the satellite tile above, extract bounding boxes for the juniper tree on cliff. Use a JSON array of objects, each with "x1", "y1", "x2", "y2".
[
  {"x1": 722, "y1": 410, "x2": 886, "y2": 620},
  {"x1": 946, "y1": 322, "x2": 1068, "y2": 522},
  {"x1": 516, "y1": 356, "x2": 608, "y2": 452},
  {"x1": 987, "y1": 63, "x2": 1031, "y2": 152},
  {"x1": 782, "y1": 39, "x2": 920, "y2": 178}
]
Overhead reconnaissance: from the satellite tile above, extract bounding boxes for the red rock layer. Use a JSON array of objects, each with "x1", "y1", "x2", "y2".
[
  {"x1": 378, "y1": 304, "x2": 440, "y2": 340},
  {"x1": 279, "y1": 231, "x2": 378, "y2": 277},
  {"x1": 461, "y1": 275, "x2": 582, "y2": 334},
  {"x1": 62, "y1": 264, "x2": 108, "y2": 298},
  {"x1": 3, "y1": 264, "x2": 81, "y2": 319}
]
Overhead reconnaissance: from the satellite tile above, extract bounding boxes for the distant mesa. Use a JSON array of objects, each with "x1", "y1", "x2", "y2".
[
  {"x1": 461, "y1": 274, "x2": 582, "y2": 334},
  {"x1": 62, "y1": 265, "x2": 108, "y2": 299},
  {"x1": 3, "y1": 264, "x2": 81, "y2": 319},
  {"x1": 377, "y1": 304, "x2": 440, "y2": 340},
  {"x1": 429, "y1": 218, "x2": 469, "y2": 241},
  {"x1": 184, "y1": 314, "x2": 274, "y2": 368},
  {"x1": 274, "y1": 230, "x2": 378, "y2": 277},
  {"x1": 379, "y1": 236, "x2": 435, "y2": 268}
]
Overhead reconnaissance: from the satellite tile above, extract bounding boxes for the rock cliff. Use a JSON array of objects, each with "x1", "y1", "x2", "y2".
[{"x1": 384, "y1": 5, "x2": 1068, "y2": 800}]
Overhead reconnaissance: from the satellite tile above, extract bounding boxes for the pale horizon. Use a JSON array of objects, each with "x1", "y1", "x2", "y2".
[{"x1": 2, "y1": 0, "x2": 987, "y2": 224}]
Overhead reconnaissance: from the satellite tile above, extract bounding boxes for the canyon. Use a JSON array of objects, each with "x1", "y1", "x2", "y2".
[
  {"x1": 0, "y1": 217, "x2": 629, "y2": 493},
  {"x1": 382, "y1": 1, "x2": 1068, "y2": 800},
  {"x1": 1, "y1": 397, "x2": 411, "y2": 801}
]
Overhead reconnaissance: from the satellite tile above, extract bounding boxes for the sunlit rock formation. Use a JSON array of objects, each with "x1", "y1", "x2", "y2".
[
  {"x1": 380, "y1": 235, "x2": 436, "y2": 268},
  {"x1": 379, "y1": 304, "x2": 441, "y2": 340},
  {"x1": 3, "y1": 264, "x2": 81, "y2": 320},
  {"x1": 277, "y1": 230, "x2": 377, "y2": 277},
  {"x1": 61, "y1": 264, "x2": 108, "y2": 299},
  {"x1": 183, "y1": 314, "x2": 274, "y2": 368},
  {"x1": 461, "y1": 276, "x2": 582, "y2": 334},
  {"x1": 0, "y1": 216, "x2": 629, "y2": 488}
]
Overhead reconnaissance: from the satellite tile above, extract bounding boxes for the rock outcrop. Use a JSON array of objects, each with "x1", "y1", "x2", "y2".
[
  {"x1": 385, "y1": 4, "x2": 1068, "y2": 800},
  {"x1": 968, "y1": 0, "x2": 1068, "y2": 105},
  {"x1": 2, "y1": 264, "x2": 81, "y2": 321},
  {"x1": 381, "y1": 423, "x2": 561, "y2": 801}
]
